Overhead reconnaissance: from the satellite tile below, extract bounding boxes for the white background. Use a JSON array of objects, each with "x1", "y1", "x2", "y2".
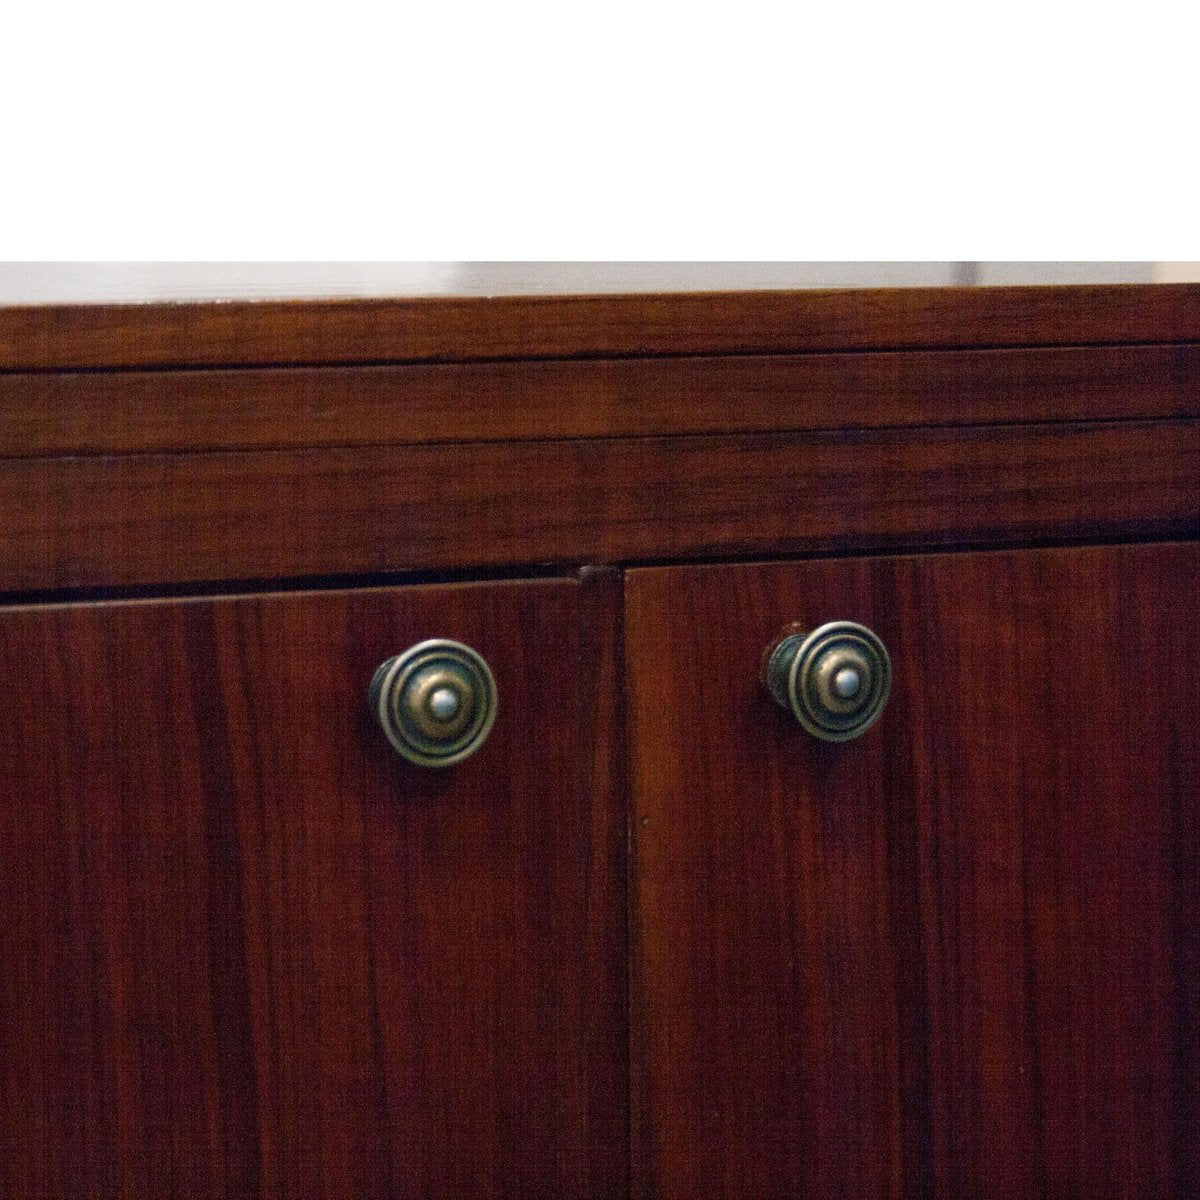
[{"x1": 1, "y1": 2, "x2": 1196, "y2": 267}]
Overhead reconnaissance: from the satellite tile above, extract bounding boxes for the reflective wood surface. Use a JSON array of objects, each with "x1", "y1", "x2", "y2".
[
  {"x1": 626, "y1": 543, "x2": 1199, "y2": 1198},
  {"x1": 0, "y1": 577, "x2": 627, "y2": 1198}
]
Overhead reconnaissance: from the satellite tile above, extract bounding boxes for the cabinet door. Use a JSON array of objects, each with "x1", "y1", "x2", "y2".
[
  {"x1": 626, "y1": 543, "x2": 1198, "y2": 1199},
  {"x1": 0, "y1": 577, "x2": 626, "y2": 1198}
]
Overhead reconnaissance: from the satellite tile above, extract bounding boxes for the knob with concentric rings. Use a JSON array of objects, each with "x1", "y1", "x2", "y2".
[
  {"x1": 762, "y1": 620, "x2": 891, "y2": 742},
  {"x1": 370, "y1": 639, "x2": 497, "y2": 766}
]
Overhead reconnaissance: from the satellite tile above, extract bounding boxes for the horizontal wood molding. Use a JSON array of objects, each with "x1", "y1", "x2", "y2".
[
  {"x1": 2, "y1": 343, "x2": 1199, "y2": 457},
  {"x1": 3, "y1": 421, "x2": 1199, "y2": 592},
  {"x1": 2, "y1": 285, "x2": 1199, "y2": 370}
]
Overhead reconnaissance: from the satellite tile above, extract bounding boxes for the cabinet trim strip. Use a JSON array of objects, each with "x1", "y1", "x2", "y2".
[
  {"x1": 2, "y1": 284, "x2": 1199, "y2": 371},
  {"x1": 3, "y1": 420, "x2": 1198, "y2": 592}
]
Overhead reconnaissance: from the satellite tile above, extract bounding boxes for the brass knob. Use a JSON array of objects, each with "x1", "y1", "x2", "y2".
[
  {"x1": 762, "y1": 621, "x2": 892, "y2": 742},
  {"x1": 369, "y1": 639, "x2": 497, "y2": 766}
]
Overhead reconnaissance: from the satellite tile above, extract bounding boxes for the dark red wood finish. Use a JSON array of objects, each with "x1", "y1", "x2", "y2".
[
  {"x1": 625, "y1": 543, "x2": 1199, "y2": 1198},
  {"x1": 0, "y1": 576, "x2": 627, "y2": 1198},
  {"x1": 577, "y1": 566, "x2": 631, "y2": 1194},
  {"x1": 2, "y1": 284, "x2": 1199, "y2": 370},
  {"x1": 4, "y1": 420, "x2": 1200, "y2": 592},
  {"x1": 3, "y1": 343, "x2": 1199, "y2": 457},
  {"x1": 3, "y1": 283, "x2": 1200, "y2": 1198}
]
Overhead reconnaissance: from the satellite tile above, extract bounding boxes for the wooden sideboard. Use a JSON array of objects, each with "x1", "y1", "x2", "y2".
[{"x1": 1, "y1": 284, "x2": 1197, "y2": 1198}]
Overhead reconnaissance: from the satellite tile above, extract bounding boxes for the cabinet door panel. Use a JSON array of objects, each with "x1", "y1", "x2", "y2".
[
  {"x1": 626, "y1": 543, "x2": 1198, "y2": 1199},
  {"x1": 0, "y1": 578, "x2": 626, "y2": 1198}
]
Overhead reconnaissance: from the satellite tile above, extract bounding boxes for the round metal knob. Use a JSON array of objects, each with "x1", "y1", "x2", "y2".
[
  {"x1": 762, "y1": 620, "x2": 892, "y2": 742},
  {"x1": 369, "y1": 639, "x2": 497, "y2": 766}
]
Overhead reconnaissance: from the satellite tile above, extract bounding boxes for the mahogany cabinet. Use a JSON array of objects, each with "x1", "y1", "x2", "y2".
[
  {"x1": 1, "y1": 283, "x2": 1198, "y2": 1198},
  {"x1": 626, "y1": 544, "x2": 1199, "y2": 1198},
  {"x1": 0, "y1": 578, "x2": 626, "y2": 1197}
]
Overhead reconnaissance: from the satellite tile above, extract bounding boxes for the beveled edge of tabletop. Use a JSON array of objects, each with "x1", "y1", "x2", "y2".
[{"x1": 3, "y1": 283, "x2": 1199, "y2": 372}]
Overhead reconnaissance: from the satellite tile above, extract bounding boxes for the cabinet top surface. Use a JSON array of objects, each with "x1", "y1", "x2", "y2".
[{"x1": 2, "y1": 282, "x2": 1199, "y2": 371}]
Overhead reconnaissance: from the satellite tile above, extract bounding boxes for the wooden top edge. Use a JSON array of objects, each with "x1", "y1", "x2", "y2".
[{"x1": 2, "y1": 284, "x2": 1200, "y2": 370}]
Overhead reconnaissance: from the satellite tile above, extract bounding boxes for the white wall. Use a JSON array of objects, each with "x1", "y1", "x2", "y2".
[
  {"x1": 1153, "y1": 262, "x2": 1200, "y2": 282},
  {"x1": 0, "y1": 262, "x2": 1194, "y2": 304}
]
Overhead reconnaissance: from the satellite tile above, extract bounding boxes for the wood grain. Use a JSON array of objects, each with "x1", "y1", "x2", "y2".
[
  {"x1": 3, "y1": 420, "x2": 1200, "y2": 592},
  {"x1": 577, "y1": 566, "x2": 630, "y2": 1199},
  {"x1": 2, "y1": 285, "x2": 1198, "y2": 370},
  {"x1": 626, "y1": 556, "x2": 925, "y2": 1198},
  {"x1": 894, "y1": 542, "x2": 1200, "y2": 1198},
  {"x1": 0, "y1": 577, "x2": 627, "y2": 1198},
  {"x1": 2, "y1": 342, "x2": 1199, "y2": 456},
  {"x1": 625, "y1": 543, "x2": 1199, "y2": 1198}
]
